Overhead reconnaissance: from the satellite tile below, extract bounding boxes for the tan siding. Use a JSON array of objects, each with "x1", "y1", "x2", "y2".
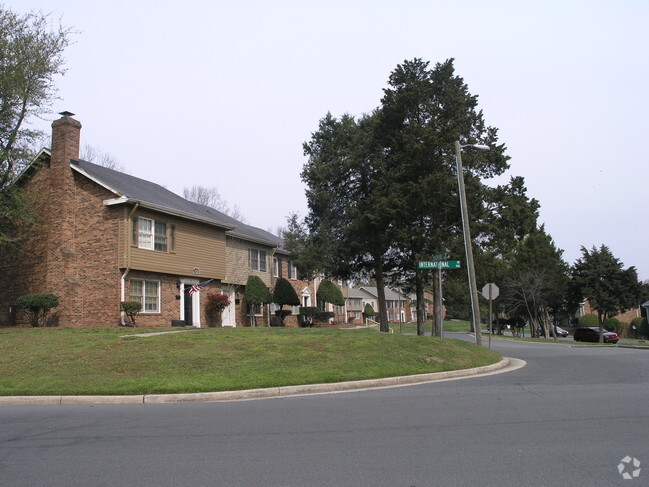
[
  {"x1": 225, "y1": 236, "x2": 273, "y2": 286},
  {"x1": 126, "y1": 210, "x2": 227, "y2": 279},
  {"x1": 117, "y1": 207, "x2": 127, "y2": 268}
]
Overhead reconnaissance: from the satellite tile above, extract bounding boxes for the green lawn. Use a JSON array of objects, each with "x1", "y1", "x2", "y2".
[{"x1": 0, "y1": 327, "x2": 501, "y2": 396}]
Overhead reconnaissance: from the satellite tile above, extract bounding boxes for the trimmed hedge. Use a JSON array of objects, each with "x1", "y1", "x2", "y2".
[
  {"x1": 578, "y1": 314, "x2": 599, "y2": 327},
  {"x1": 16, "y1": 294, "x2": 59, "y2": 327}
]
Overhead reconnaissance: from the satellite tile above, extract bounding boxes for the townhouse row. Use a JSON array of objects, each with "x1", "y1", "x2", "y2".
[{"x1": 0, "y1": 113, "x2": 437, "y2": 328}]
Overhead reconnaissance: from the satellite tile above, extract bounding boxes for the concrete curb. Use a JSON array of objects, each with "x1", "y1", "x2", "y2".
[{"x1": 0, "y1": 357, "x2": 524, "y2": 406}]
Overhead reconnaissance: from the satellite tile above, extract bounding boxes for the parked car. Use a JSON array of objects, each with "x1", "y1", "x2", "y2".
[
  {"x1": 537, "y1": 325, "x2": 569, "y2": 338},
  {"x1": 573, "y1": 327, "x2": 619, "y2": 344}
]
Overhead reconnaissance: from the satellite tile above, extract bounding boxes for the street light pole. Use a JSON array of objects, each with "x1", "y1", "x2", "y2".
[{"x1": 455, "y1": 141, "x2": 489, "y2": 346}]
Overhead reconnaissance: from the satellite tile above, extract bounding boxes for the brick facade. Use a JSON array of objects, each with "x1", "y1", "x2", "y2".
[{"x1": 0, "y1": 114, "x2": 227, "y2": 328}]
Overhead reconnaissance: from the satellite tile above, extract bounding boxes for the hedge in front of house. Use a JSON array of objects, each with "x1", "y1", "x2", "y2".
[{"x1": 16, "y1": 294, "x2": 59, "y2": 327}]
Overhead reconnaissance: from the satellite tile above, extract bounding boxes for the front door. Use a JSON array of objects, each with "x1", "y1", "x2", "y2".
[
  {"x1": 222, "y1": 286, "x2": 236, "y2": 327},
  {"x1": 183, "y1": 286, "x2": 193, "y2": 326}
]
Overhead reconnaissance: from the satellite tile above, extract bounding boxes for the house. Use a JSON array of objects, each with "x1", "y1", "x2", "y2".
[
  {"x1": 344, "y1": 286, "x2": 439, "y2": 325},
  {"x1": 576, "y1": 300, "x2": 645, "y2": 328},
  {"x1": 0, "y1": 113, "x2": 284, "y2": 328}
]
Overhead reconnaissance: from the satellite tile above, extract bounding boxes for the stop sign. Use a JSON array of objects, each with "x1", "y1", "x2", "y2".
[{"x1": 482, "y1": 283, "x2": 499, "y2": 300}]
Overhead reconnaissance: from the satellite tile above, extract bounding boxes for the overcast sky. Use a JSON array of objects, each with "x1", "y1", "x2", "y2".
[{"x1": 11, "y1": 0, "x2": 649, "y2": 280}]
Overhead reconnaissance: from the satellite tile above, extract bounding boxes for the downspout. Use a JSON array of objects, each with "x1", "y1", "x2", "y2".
[
  {"x1": 269, "y1": 246, "x2": 278, "y2": 327},
  {"x1": 121, "y1": 203, "x2": 139, "y2": 326}
]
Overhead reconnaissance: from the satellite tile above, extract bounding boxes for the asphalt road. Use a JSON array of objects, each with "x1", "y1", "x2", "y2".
[{"x1": 1, "y1": 334, "x2": 648, "y2": 487}]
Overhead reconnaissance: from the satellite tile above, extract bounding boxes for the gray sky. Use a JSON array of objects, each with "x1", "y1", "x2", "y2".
[{"x1": 12, "y1": 0, "x2": 649, "y2": 280}]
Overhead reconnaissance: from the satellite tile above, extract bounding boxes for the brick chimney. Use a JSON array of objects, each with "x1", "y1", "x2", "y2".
[
  {"x1": 51, "y1": 111, "x2": 82, "y2": 167},
  {"x1": 46, "y1": 111, "x2": 83, "y2": 326}
]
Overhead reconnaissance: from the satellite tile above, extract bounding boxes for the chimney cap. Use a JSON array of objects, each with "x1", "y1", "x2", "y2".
[{"x1": 59, "y1": 111, "x2": 75, "y2": 117}]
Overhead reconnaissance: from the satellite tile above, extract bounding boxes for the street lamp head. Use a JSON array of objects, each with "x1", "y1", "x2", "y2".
[{"x1": 461, "y1": 143, "x2": 490, "y2": 151}]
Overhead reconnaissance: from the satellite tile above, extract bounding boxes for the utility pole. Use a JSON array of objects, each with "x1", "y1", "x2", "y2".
[{"x1": 455, "y1": 141, "x2": 489, "y2": 346}]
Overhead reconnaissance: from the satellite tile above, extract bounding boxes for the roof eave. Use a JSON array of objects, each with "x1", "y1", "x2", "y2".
[
  {"x1": 226, "y1": 231, "x2": 280, "y2": 248},
  {"x1": 104, "y1": 196, "x2": 237, "y2": 230}
]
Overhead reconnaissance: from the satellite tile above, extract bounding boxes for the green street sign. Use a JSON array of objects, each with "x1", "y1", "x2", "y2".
[{"x1": 418, "y1": 260, "x2": 462, "y2": 270}]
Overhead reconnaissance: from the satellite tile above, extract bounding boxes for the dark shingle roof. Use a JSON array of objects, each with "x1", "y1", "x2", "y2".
[{"x1": 71, "y1": 159, "x2": 282, "y2": 248}]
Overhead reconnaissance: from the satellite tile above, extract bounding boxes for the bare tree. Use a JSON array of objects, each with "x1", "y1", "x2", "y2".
[
  {"x1": 183, "y1": 185, "x2": 245, "y2": 222},
  {"x1": 502, "y1": 270, "x2": 553, "y2": 338},
  {"x1": 80, "y1": 144, "x2": 125, "y2": 172},
  {"x1": 267, "y1": 225, "x2": 285, "y2": 238}
]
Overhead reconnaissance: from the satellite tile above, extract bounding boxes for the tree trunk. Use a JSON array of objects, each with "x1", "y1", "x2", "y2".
[
  {"x1": 415, "y1": 267, "x2": 425, "y2": 336},
  {"x1": 434, "y1": 269, "x2": 443, "y2": 337},
  {"x1": 374, "y1": 259, "x2": 390, "y2": 333}
]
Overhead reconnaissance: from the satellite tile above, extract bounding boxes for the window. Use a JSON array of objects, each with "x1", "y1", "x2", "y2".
[
  {"x1": 249, "y1": 248, "x2": 267, "y2": 272},
  {"x1": 248, "y1": 303, "x2": 263, "y2": 316},
  {"x1": 135, "y1": 217, "x2": 168, "y2": 252},
  {"x1": 129, "y1": 279, "x2": 160, "y2": 313},
  {"x1": 288, "y1": 261, "x2": 298, "y2": 279},
  {"x1": 274, "y1": 257, "x2": 283, "y2": 277}
]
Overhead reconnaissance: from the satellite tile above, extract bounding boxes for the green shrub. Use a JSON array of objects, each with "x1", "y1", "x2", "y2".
[
  {"x1": 244, "y1": 275, "x2": 272, "y2": 326},
  {"x1": 633, "y1": 317, "x2": 649, "y2": 339},
  {"x1": 317, "y1": 279, "x2": 345, "y2": 306},
  {"x1": 272, "y1": 278, "x2": 300, "y2": 324},
  {"x1": 16, "y1": 294, "x2": 59, "y2": 327},
  {"x1": 315, "y1": 311, "x2": 335, "y2": 322},
  {"x1": 363, "y1": 303, "x2": 376, "y2": 317},
  {"x1": 578, "y1": 314, "x2": 599, "y2": 327},
  {"x1": 603, "y1": 317, "x2": 627, "y2": 335},
  {"x1": 603, "y1": 317, "x2": 620, "y2": 332},
  {"x1": 120, "y1": 301, "x2": 141, "y2": 327},
  {"x1": 299, "y1": 306, "x2": 318, "y2": 327}
]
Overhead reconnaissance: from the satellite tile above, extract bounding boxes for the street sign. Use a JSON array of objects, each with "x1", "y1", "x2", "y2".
[
  {"x1": 418, "y1": 260, "x2": 462, "y2": 270},
  {"x1": 481, "y1": 283, "x2": 499, "y2": 300}
]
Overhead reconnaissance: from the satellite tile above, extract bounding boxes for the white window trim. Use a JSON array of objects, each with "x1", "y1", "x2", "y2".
[
  {"x1": 137, "y1": 217, "x2": 168, "y2": 252},
  {"x1": 249, "y1": 248, "x2": 268, "y2": 272},
  {"x1": 130, "y1": 279, "x2": 160, "y2": 313},
  {"x1": 248, "y1": 303, "x2": 264, "y2": 316}
]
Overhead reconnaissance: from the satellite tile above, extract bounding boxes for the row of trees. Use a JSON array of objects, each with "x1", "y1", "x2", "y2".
[
  {"x1": 284, "y1": 58, "x2": 647, "y2": 341},
  {"x1": 285, "y1": 58, "x2": 538, "y2": 335}
]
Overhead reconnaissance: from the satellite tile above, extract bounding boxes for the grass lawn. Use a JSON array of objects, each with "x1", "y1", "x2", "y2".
[{"x1": 0, "y1": 327, "x2": 501, "y2": 396}]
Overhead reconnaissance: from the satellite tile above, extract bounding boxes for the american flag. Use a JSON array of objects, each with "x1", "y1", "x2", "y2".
[{"x1": 189, "y1": 279, "x2": 213, "y2": 296}]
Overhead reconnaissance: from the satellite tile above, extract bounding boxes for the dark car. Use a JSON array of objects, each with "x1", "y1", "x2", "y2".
[{"x1": 573, "y1": 327, "x2": 619, "y2": 344}]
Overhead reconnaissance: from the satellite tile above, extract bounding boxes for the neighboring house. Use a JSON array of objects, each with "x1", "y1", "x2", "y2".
[
  {"x1": 0, "y1": 113, "x2": 282, "y2": 328},
  {"x1": 576, "y1": 300, "x2": 644, "y2": 326},
  {"x1": 222, "y1": 224, "x2": 282, "y2": 327},
  {"x1": 346, "y1": 287, "x2": 368, "y2": 324},
  {"x1": 344, "y1": 286, "x2": 439, "y2": 324},
  {"x1": 270, "y1": 252, "x2": 315, "y2": 327}
]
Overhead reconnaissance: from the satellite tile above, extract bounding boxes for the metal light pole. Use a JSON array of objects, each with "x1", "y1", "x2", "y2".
[{"x1": 455, "y1": 141, "x2": 489, "y2": 346}]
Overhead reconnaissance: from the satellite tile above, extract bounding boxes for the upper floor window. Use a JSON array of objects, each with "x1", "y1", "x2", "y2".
[
  {"x1": 274, "y1": 257, "x2": 283, "y2": 277},
  {"x1": 249, "y1": 248, "x2": 267, "y2": 272},
  {"x1": 135, "y1": 217, "x2": 168, "y2": 252},
  {"x1": 288, "y1": 261, "x2": 298, "y2": 279}
]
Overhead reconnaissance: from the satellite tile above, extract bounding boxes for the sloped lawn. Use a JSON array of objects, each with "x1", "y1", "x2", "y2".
[{"x1": 0, "y1": 327, "x2": 501, "y2": 395}]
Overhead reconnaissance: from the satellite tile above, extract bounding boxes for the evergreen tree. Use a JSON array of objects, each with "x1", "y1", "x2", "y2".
[
  {"x1": 569, "y1": 245, "x2": 643, "y2": 343},
  {"x1": 244, "y1": 275, "x2": 272, "y2": 327},
  {"x1": 272, "y1": 277, "x2": 300, "y2": 324},
  {"x1": 501, "y1": 226, "x2": 569, "y2": 337},
  {"x1": 317, "y1": 280, "x2": 345, "y2": 307},
  {"x1": 376, "y1": 58, "x2": 509, "y2": 335}
]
